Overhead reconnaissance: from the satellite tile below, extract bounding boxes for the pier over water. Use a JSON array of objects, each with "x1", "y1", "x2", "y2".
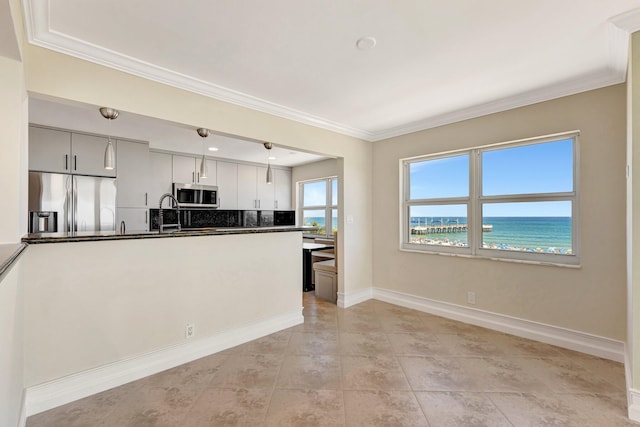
[{"x1": 410, "y1": 224, "x2": 493, "y2": 234}]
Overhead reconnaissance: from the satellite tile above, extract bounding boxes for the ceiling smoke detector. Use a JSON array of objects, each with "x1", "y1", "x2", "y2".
[{"x1": 356, "y1": 36, "x2": 377, "y2": 51}]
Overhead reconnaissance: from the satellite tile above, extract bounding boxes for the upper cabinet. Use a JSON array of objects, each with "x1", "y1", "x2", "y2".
[
  {"x1": 116, "y1": 140, "x2": 150, "y2": 209},
  {"x1": 237, "y1": 164, "x2": 289, "y2": 210},
  {"x1": 274, "y1": 169, "x2": 292, "y2": 210},
  {"x1": 198, "y1": 158, "x2": 217, "y2": 185},
  {"x1": 217, "y1": 161, "x2": 238, "y2": 209},
  {"x1": 148, "y1": 152, "x2": 173, "y2": 208},
  {"x1": 172, "y1": 155, "x2": 217, "y2": 185},
  {"x1": 71, "y1": 134, "x2": 116, "y2": 177},
  {"x1": 237, "y1": 164, "x2": 258, "y2": 210},
  {"x1": 29, "y1": 126, "x2": 116, "y2": 177},
  {"x1": 256, "y1": 166, "x2": 275, "y2": 210},
  {"x1": 172, "y1": 155, "x2": 196, "y2": 184},
  {"x1": 29, "y1": 126, "x2": 71, "y2": 174}
]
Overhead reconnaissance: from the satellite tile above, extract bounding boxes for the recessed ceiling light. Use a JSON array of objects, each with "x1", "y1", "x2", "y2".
[
  {"x1": 268, "y1": 156, "x2": 276, "y2": 160},
  {"x1": 356, "y1": 36, "x2": 376, "y2": 51},
  {"x1": 208, "y1": 147, "x2": 219, "y2": 151}
]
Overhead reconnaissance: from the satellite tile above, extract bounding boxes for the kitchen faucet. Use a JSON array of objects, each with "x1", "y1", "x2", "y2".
[{"x1": 158, "y1": 193, "x2": 181, "y2": 233}]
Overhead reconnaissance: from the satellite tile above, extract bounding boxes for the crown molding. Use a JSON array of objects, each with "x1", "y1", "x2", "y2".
[
  {"x1": 22, "y1": 1, "x2": 640, "y2": 143},
  {"x1": 370, "y1": 68, "x2": 625, "y2": 142},
  {"x1": 22, "y1": 1, "x2": 374, "y2": 141},
  {"x1": 610, "y1": 7, "x2": 640, "y2": 33}
]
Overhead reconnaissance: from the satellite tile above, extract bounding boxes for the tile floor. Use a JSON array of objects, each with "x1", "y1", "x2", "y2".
[{"x1": 27, "y1": 292, "x2": 638, "y2": 426}]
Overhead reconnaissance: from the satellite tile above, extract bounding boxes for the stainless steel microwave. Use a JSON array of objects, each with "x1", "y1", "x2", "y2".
[{"x1": 173, "y1": 183, "x2": 219, "y2": 208}]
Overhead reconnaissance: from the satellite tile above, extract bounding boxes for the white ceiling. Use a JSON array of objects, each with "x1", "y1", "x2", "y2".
[
  {"x1": 22, "y1": 1, "x2": 640, "y2": 142},
  {"x1": 29, "y1": 97, "x2": 328, "y2": 167}
]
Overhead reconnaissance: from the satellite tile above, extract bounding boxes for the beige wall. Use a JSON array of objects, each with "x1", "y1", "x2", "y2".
[
  {"x1": 23, "y1": 44, "x2": 373, "y2": 298},
  {"x1": 0, "y1": 54, "x2": 28, "y2": 244},
  {"x1": 373, "y1": 85, "x2": 627, "y2": 340},
  {"x1": 630, "y1": 32, "x2": 640, "y2": 389},
  {"x1": 292, "y1": 158, "x2": 339, "y2": 184},
  {"x1": 0, "y1": 260, "x2": 24, "y2": 427},
  {"x1": 23, "y1": 232, "x2": 302, "y2": 386},
  {"x1": 291, "y1": 156, "x2": 374, "y2": 297}
]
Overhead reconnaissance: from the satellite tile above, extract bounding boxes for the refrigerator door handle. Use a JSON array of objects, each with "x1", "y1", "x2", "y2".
[
  {"x1": 64, "y1": 154, "x2": 68, "y2": 171},
  {"x1": 65, "y1": 175, "x2": 72, "y2": 233},
  {"x1": 73, "y1": 176, "x2": 78, "y2": 233}
]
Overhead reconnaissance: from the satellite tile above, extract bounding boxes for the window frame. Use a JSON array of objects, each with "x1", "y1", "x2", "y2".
[
  {"x1": 401, "y1": 131, "x2": 580, "y2": 266},
  {"x1": 299, "y1": 176, "x2": 338, "y2": 237}
]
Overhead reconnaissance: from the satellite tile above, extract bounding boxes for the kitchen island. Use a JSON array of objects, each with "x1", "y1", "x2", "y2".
[
  {"x1": 20, "y1": 227, "x2": 305, "y2": 415},
  {"x1": 0, "y1": 243, "x2": 26, "y2": 277},
  {"x1": 22, "y1": 225, "x2": 312, "y2": 244}
]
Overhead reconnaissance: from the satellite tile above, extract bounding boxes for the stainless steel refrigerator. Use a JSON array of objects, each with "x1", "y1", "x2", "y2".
[{"x1": 29, "y1": 172, "x2": 116, "y2": 234}]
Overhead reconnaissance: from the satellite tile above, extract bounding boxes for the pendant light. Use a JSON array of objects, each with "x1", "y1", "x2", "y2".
[
  {"x1": 99, "y1": 107, "x2": 119, "y2": 170},
  {"x1": 264, "y1": 142, "x2": 273, "y2": 184},
  {"x1": 197, "y1": 128, "x2": 210, "y2": 179}
]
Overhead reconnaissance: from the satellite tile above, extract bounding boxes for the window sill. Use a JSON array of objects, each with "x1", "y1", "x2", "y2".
[{"x1": 399, "y1": 247, "x2": 581, "y2": 269}]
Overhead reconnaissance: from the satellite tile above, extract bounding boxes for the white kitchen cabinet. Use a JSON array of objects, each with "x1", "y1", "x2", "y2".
[
  {"x1": 172, "y1": 155, "x2": 197, "y2": 184},
  {"x1": 216, "y1": 161, "x2": 238, "y2": 209},
  {"x1": 70, "y1": 133, "x2": 117, "y2": 177},
  {"x1": 116, "y1": 140, "x2": 149, "y2": 208},
  {"x1": 29, "y1": 126, "x2": 115, "y2": 177},
  {"x1": 237, "y1": 164, "x2": 258, "y2": 209},
  {"x1": 116, "y1": 208, "x2": 148, "y2": 232},
  {"x1": 148, "y1": 152, "x2": 173, "y2": 208},
  {"x1": 256, "y1": 166, "x2": 275, "y2": 209},
  {"x1": 173, "y1": 155, "x2": 216, "y2": 184},
  {"x1": 237, "y1": 164, "x2": 291, "y2": 210},
  {"x1": 197, "y1": 158, "x2": 217, "y2": 185},
  {"x1": 274, "y1": 169, "x2": 292, "y2": 210},
  {"x1": 29, "y1": 126, "x2": 72, "y2": 174}
]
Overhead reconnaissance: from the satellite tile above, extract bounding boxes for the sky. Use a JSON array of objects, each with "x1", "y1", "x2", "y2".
[
  {"x1": 303, "y1": 178, "x2": 338, "y2": 207},
  {"x1": 409, "y1": 138, "x2": 574, "y2": 217}
]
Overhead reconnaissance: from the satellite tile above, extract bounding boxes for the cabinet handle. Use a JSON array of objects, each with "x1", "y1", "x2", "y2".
[
  {"x1": 275, "y1": 200, "x2": 278, "y2": 209},
  {"x1": 258, "y1": 200, "x2": 261, "y2": 209},
  {"x1": 192, "y1": 171, "x2": 195, "y2": 183},
  {"x1": 145, "y1": 192, "x2": 148, "y2": 206},
  {"x1": 64, "y1": 154, "x2": 68, "y2": 170},
  {"x1": 196, "y1": 172, "x2": 200, "y2": 183},
  {"x1": 73, "y1": 155, "x2": 77, "y2": 171},
  {"x1": 145, "y1": 211, "x2": 148, "y2": 224}
]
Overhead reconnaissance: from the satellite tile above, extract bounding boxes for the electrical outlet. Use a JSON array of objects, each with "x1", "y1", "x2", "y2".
[
  {"x1": 467, "y1": 291, "x2": 476, "y2": 305},
  {"x1": 185, "y1": 323, "x2": 195, "y2": 339}
]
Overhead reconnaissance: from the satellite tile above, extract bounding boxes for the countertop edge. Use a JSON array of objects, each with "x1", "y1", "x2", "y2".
[
  {"x1": 0, "y1": 244, "x2": 27, "y2": 278},
  {"x1": 22, "y1": 226, "x2": 314, "y2": 244}
]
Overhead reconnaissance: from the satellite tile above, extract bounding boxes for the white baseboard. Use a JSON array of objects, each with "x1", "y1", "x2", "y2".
[
  {"x1": 629, "y1": 389, "x2": 640, "y2": 422},
  {"x1": 337, "y1": 287, "x2": 373, "y2": 308},
  {"x1": 25, "y1": 309, "x2": 303, "y2": 417},
  {"x1": 373, "y1": 287, "x2": 624, "y2": 362}
]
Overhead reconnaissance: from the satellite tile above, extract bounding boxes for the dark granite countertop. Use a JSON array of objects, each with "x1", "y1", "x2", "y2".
[
  {"x1": 22, "y1": 226, "x2": 315, "y2": 244},
  {"x1": 0, "y1": 243, "x2": 27, "y2": 277}
]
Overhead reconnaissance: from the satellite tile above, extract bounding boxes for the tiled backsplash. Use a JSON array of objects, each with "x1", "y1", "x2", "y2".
[{"x1": 149, "y1": 209, "x2": 295, "y2": 230}]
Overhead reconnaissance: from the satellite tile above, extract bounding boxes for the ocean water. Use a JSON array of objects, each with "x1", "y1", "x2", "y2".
[
  {"x1": 307, "y1": 215, "x2": 572, "y2": 251},
  {"x1": 303, "y1": 216, "x2": 337, "y2": 232},
  {"x1": 410, "y1": 216, "x2": 572, "y2": 251}
]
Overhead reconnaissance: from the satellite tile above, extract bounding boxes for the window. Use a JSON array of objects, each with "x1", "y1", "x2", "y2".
[
  {"x1": 299, "y1": 177, "x2": 338, "y2": 236},
  {"x1": 402, "y1": 133, "x2": 578, "y2": 265}
]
